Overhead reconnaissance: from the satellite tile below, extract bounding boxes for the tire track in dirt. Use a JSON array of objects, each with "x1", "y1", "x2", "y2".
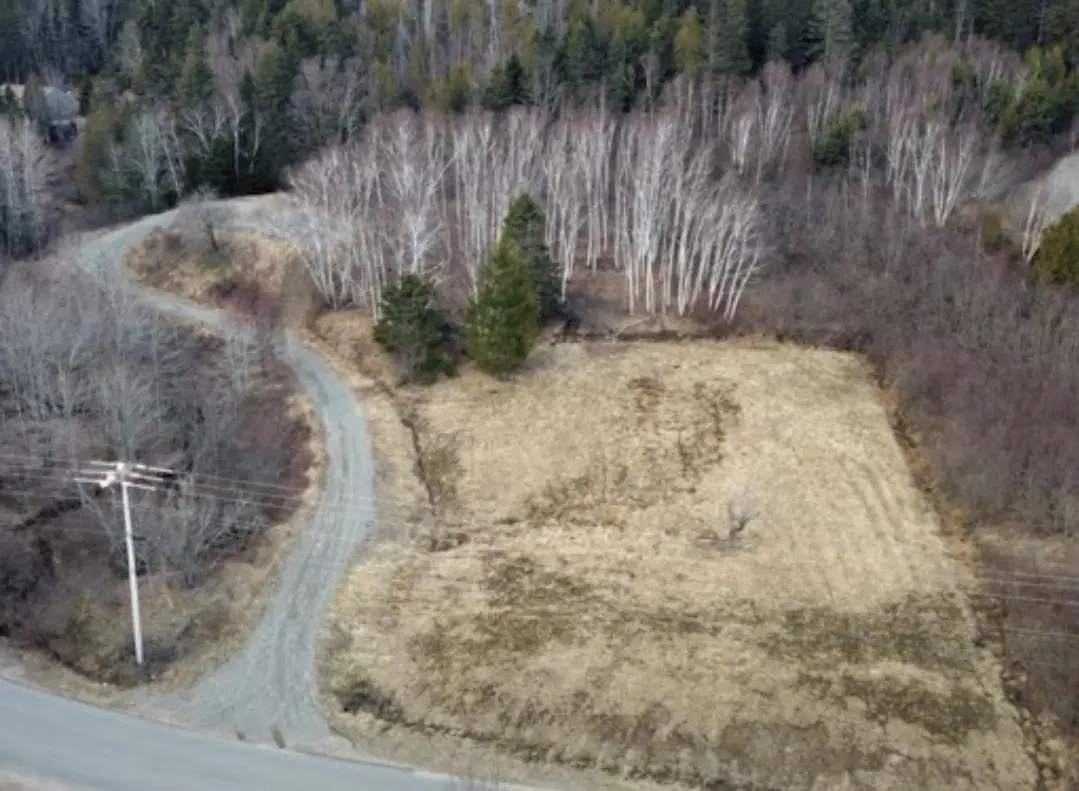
[{"x1": 71, "y1": 201, "x2": 376, "y2": 754}]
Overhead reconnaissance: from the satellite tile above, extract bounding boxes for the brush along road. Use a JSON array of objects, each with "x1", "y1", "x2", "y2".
[{"x1": 51, "y1": 199, "x2": 372, "y2": 753}]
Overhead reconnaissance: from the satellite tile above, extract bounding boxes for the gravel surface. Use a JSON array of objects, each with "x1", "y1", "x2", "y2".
[
  {"x1": 69, "y1": 200, "x2": 376, "y2": 754},
  {"x1": 1042, "y1": 150, "x2": 1079, "y2": 219}
]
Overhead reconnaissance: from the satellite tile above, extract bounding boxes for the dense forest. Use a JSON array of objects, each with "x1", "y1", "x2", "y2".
[{"x1": 1, "y1": 0, "x2": 1078, "y2": 211}]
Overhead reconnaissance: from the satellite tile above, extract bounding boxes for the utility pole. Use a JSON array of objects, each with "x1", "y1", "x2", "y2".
[{"x1": 75, "y1": 461, "x2": 175, "y2": 667}]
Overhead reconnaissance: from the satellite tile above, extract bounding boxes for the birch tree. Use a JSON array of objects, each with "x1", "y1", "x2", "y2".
[
  {"x1": 0, "y1": 116, "x2": 49, "y2": 259},
  {"x1": 542, "y1": 117, "x2": 586, "y2": 295},
  {"x1": 568, "y1": 104, "x2": 614, "y2": 271},
  {"x1": 615, "y1": 113, "x2": 679, "y2": 314},
  {"x1": 928, "y1": 121, "x2": 979, "y2": 227},
  {"x1": 377, "y1": 110, "x2": 447, "y2": 278},
  {"x1": 289, "y1": 56, "x2": 367, "y2": 151},
  {"x1": 122, "y1": 105, "x2": 185, "y2": 210},
  {"x1": 450, "y1": 111, "x2": 496, "y2": 296},
  {"x1": 286, "y1": 144, "x2": 364, "y2": 308}
]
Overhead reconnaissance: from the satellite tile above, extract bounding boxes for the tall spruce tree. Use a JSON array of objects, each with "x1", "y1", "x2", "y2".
[
  {"x1": 501, "y1": 194, "x2": 564, "y2": 323},
  {"x1": 374, "y1": 274, "x2": 456, "y2": 383},
  {"x1": 465, "y1": 238, "x2": 541, "y2": 376}
]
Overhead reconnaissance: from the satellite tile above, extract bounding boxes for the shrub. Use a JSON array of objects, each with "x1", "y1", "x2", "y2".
[
  {"x1": 812, "y1": 105, "x2": 864, "y2": 170},
  {"x1": 1034, "y1": 204, "x2": 1079, "y2": 284},
  {"x1": 465, "y1": 238, "x2": 541, "y2": 376},
  {"x1": 373, "y1": 274, "x2": 456, "y2": 384},
  {"x1": 980, "y1": 212, "x2": 1007, "y2": 253},
  {"x1": 501, "y1": 194, "x2": 565, "y2": 323}
]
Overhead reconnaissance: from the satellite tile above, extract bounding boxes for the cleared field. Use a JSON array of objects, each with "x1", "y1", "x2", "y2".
[{"x1": 326, "y1": 340, "x2": 1035, "y2": 791}]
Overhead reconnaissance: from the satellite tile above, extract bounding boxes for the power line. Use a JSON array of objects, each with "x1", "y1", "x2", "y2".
[
  {"x1": 72, "y1": 460, "x2": 175, "y2": 667},
  {"x1": 10, "y1": 480, "x2": 1079, "y2": 596}
]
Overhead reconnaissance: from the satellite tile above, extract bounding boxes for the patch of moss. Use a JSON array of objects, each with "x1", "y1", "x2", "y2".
[
  {"x1": 798, "y1": 671, "x2": 997, "y2": 743},
  {"x1": 762, "y1": 594, "x2": 975, "y2": 674}
]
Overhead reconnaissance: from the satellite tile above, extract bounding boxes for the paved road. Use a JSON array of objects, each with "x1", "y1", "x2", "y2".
[
  {"x1": 0, "y1": 678, "x2": 461, "y2": 791},
  {"x1": 64, "y1": 199, "x2": 374, "y2": 752}
]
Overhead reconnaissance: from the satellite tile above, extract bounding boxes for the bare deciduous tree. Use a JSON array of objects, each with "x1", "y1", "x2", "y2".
[
  {"x1": 726, "y1": 485, "x2": 761, "y2": 543},
  {"x1": 1023, "y1": 185, "x2": 1050, "y2": 265},
  {"x1": 542, "y1": 118, "x2": 586, "y2": 296},
  {"x1": 450, "y1": 111, "x2": 496, "y2": 295},
  {"x1": 289, "y1": 56, "x2": 367, "y2": 151},
  {"x1": 120, "y1": 105, "x2": 185, "y2": 210},
  {"x1": 376, "y1": 110, "x2": 449, "y2": 278},
  {"x1": 0, "y1": 116, "x2": 49, "y2": 259}
]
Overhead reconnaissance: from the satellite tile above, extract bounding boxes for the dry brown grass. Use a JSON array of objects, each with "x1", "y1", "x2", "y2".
[
  {"x1": 326, "y1": 340, "x2": 1035, "y2": 791},
  {"x1": 126, "y1": 229, "x2": 281, "y2": 297}
]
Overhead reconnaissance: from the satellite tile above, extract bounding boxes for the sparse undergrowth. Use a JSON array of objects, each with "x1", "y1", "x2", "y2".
[
  {"x1": 326, "y1": 341, "x2": 1032, "y2": 791},
  {"x1": 0, "y1": 243, "x2": 315, "y2": 686}
]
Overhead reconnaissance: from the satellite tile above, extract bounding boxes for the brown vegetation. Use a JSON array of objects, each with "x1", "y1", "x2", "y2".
[
  {"x1": 734, "y1": 176, "x2": 1079, "y2": 786},
  {"x1": 126, "y1": 220, "x2": 320, "y2": 332},
  {"x1": 324, "y1": 341, "x2": 1032, "y2": 791},
  {"x1": 0, "y1": 261, "x2": 313, "y2": 685}
]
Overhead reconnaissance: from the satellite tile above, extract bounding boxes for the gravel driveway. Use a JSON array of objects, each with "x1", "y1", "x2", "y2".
[{"x1": 70, "y1": 199, "x2": 375, "y2": 755}]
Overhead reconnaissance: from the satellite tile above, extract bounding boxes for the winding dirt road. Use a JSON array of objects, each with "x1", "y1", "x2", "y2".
[{"x1": 72, "y1": 199, "x2": 375, "y2": 754}]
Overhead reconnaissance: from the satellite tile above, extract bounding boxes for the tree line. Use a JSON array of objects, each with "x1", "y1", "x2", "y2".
[{"x1": 0, "y1": 0, "x2": 1078, "y2": 238}]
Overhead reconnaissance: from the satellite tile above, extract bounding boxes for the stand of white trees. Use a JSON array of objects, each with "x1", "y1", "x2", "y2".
[
  {"x1": 284, "y1": 40, "x2": 1019, "y2": 323},
  {"x1": 286, "y1": 104, "x2": 767, "y2": 321}
]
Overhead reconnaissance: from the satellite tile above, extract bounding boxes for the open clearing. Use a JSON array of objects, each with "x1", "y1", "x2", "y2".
[{"x1": 326, "y1": 340, "x2": 1034, "y2": 791}]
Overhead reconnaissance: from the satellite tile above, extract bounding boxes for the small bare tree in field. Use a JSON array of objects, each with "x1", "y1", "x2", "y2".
[
  {"x1": 725, "y1": 485, "x2": 762, "y2": 543},
  {"x1": 173, "y1": 186, "x2": 221, "y2": 253}
]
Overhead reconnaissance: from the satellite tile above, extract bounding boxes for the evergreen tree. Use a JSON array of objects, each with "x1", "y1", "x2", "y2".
[
  {"x1": 674, "y1": 7, "x2": 705, "y2": 78},
  {"x1": 705, "y1": 0, "x2": 752, "y2": 74},
  {"x1": 1048, "y1": 0, "x2": 1079, "y2": 68},
  {"x1": 373, "y1": 275, "x2": 456, "y2": 383},
  {"x1": 482, "y1": 54, "x2": 531, "y2": 110},
  {"x1": 465, "y1": 239, "x2": 541, "y2": 376},
  {"x1": 806, "y1": 0, "x2": 855, "y2": 61},
  {"x1": 178, "y1": 25, "x2": 215, "y2": 108},
  {"x1": 557, "y1": 14, "x2": 604, "y2": 102},
  {"x1": 1035, "y1": 205, "x2": 1079, "y2": 285},
  {"x1": 501, "y1": 194, "x2": 564, "y2": 323}
]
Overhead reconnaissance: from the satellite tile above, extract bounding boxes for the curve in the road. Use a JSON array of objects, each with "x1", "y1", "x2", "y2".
[{"x1": 65, "y1": 202, "x2": 375, "y2": 752}]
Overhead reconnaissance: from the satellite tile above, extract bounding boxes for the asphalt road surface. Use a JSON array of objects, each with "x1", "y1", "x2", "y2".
[
  {"x1": 0, "y1": 678, "x2": 464, "y2": 791},
  {"x1": 0, "y1": 200, "x2": 431, "y2": 788}
]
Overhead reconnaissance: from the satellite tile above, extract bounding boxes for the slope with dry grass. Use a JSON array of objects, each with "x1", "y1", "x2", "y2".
[{"x1": 325, "y1": 340, "x2": 1034, "y2": 791}]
